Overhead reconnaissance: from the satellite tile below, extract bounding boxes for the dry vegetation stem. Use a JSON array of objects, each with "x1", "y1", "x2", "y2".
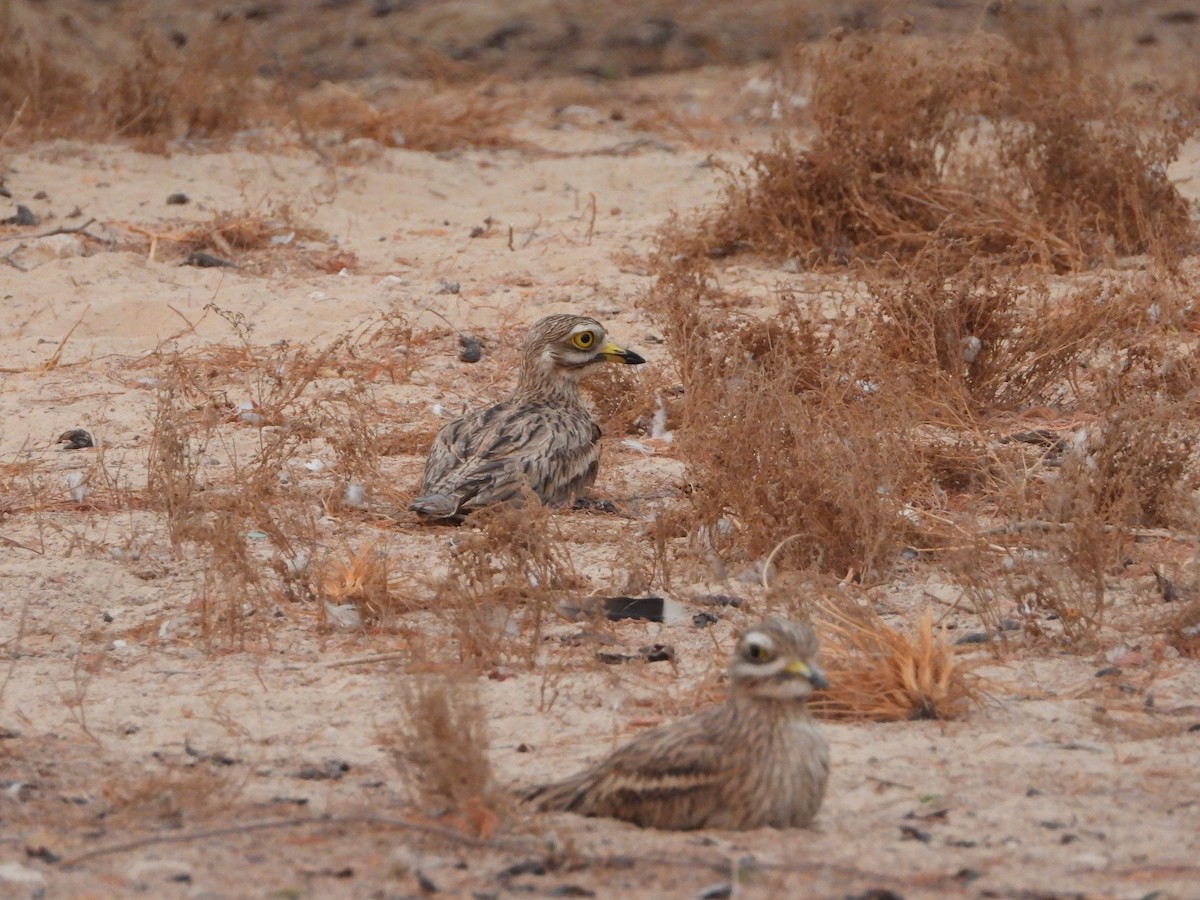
[{"x1": 52, "y1": 814, "x2": 983, "y2": 890}]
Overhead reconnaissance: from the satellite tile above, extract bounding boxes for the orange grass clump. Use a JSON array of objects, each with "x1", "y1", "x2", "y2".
[
  {"x1": 319, "y1": 542, "x2": 399, "y2": 626},
  {"x1": 811, "y1": 604, "x2": 981, "y2": 722}
]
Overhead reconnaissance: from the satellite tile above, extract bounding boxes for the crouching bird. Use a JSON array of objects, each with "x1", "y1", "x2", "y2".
[
  {"x1": 523, "y1": 618, "x2": 830, "y2": 830},
  {"x1": 411, "y1": 314, "x2": 645, "y2": 522}
]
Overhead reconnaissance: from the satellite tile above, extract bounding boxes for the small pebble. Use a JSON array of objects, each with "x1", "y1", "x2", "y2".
[
  {"x1": 57, "y1": 428, "x2": 94, "y2": 450},
  {"x1": 185, "y1": 250, "x2": 235, "y2": 268},
  {"x1": 2, "y1": 205, "x2": 38, "y2": 226},
  {"x1": 458, "y1": 334, "x2": 483, "y2": 363},
  {"x1": 166, "y1": 192, "x2": 190, "y2": 205}
]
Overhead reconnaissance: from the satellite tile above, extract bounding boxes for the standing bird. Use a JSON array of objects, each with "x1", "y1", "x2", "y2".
[
  {"x1": 523, "y1": 618, "x2": 830, "y2": 830},
  {"x1": 411, "y1": 314, "x2": 646, "y2": 522}
]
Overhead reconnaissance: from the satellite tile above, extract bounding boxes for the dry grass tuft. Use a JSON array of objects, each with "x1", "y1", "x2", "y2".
[
  {"x1": 101, "y1": 760, "x2": 242, "y2": 830},
  {"x1": 581, "y1": 361, "x2": 668, "y2": 437},
  {"x1": 389, "y1": 675, "x2": 505, "y2": 837},
  {"x1": 811, "y1": 603, "x2": 981, "y2": 721},
  {"x1": 143, "y1": 314, "x2": 418, "y2": 647},
  {"x1": 297, "y1": 81, "x2": 521, "y2": 154},
  {"x1": 1165, "y1": 598, "x2": 1200, "y2": 658},
  {"x1": 869, "y1": 257, "x2": 1153, "y2": 414},
  {"x1": 1058, "y1": 402, "x2": 1200, "y2": 532},
  {"x1": 645, "y1": 221, "x2": 1200, "y2": 594},
  {"x1": 435, "y1": 498, "x2": 584, "y2": 669}
]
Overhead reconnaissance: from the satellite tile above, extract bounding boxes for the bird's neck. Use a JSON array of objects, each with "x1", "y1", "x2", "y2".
[
  {"x1": 729, "y1": 691, "x2": 809, "y2": 721},
  {"x1": 513, "y1": 366, "x2": 586, "y2": 407}
]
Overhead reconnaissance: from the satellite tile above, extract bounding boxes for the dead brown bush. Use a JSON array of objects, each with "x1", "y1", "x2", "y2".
[
  {"x1": 101, "y1": 760, "x2": 242, "y2": 830},
  {"x1": 1057, "y1": 403, "x2": 1199, "y2": 532},
  {"x1": 0, "y1": 17, "x2": 89, "y2": 139},
  {"x1": 0, "y1": 17, "x2": 266, "y2": 147},
  {"x1": 103, "y1": 29, "x2": 264, "y2": 149},
  {"x1": 581, "y1": 361, "x2": 669, "y2": 437},
  {"x1": 869, "y1": 257, "x2": 1166, "y2": 415},
  {"x1": 678, "y1": 24, "x2": 1195, "y2": 271},
  {"x1": 643, "y1": 266, "x2": 935, "y2": 577},
  {"x1": 645, "y1": 230, "x2": 1200, "y2": 587}
]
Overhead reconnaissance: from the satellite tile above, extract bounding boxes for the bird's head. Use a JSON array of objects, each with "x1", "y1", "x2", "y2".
[
  {"x1": 729, "y1": 618, "x2": 828, "y2": 702},
  {"x1": 518, "y1": 314, "x2": 645, "y2": 389}
]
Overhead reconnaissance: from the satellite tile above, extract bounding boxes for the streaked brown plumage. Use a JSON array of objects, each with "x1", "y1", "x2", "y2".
[
  {"x1": 411, "y1": 314, "x2": 645, "y2": 522},
  {"x1": 523, "y1": 618, "x2": 830, "y2": 830}
]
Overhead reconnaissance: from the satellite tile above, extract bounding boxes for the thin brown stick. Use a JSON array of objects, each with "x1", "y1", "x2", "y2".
[
  {"x1": 585, "y1": 191, "x2": 597, "y2": 245},
  {"x1": 0, "y1": 96, "x2": 28, "y2": 146},
  {"x1": 320, "y1": 650, "x2": 410, "y2": 668},
  {"x1": 980, "y1": 519, "x2": 1198, "y2": 544},
  {"x1": 58, "y1": 814, "x2": 537, "y2": 869},
  {"x1": 760, "y1": 533, "x2": 804, "y2": 590},
  {"x1": 0, "y1": 533, "x2": 43, "y2": 554},
  {"x1": 34, "y1": 218, "x2": 97, "y2": 239},
  {"x1": 40, "y1": 306, "x2": 90, "y2": 371}
]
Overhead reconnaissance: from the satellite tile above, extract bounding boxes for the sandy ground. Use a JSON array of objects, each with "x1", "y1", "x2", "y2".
[{"x1": 2, "y1": 63, "x2": 1200, "y2": 899}]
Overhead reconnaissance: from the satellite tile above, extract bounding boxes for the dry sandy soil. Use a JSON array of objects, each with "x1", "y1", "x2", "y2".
[{"x1": 3, "y1": 4, "x2": 1200, "y2": 900}]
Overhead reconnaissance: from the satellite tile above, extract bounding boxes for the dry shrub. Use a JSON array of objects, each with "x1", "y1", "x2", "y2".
[
  {"x1": 645, "y1": 231, "x2": 1200, "y2": 582},
  {"x1": 681, "y1": 22, "x2": 1194, "y2": 271},
  {"x1": 297, "y1": 81, "x2": 520, "y2": 153},
  {"x1": 643, "y1": 266, "x2": 933, "y2": 576},
  {"x1": 581, "y1": 362, "x2": 668, "y2": 437},
  {"x1": 948, "y1": 518, "x2": 1110, "y2": 648},
  {"x1": 435, "y1": 499, "x2": 582, "y2": 669},
  {"x1": 0, "y1": 14, "x2": 88, "y2": 138},
  {"x1": 1054, "y1": 402, "x2": 1200, "y2": 531},
  {"x1": 0, "y1": 16, "x2": 266, "y2": 147},
  {"x1": 993, "y1": 9, "x2": 1195, "y2": 264},
  {"x1": 870, "y1": 258, "x2": 1154, "y2": 414},
  {"x1": 1165, "y1": 599, "x2": 1200, "y2": 658},
  {"x1": 389, "y1": 675, "x2": 505, "y2": 836},
  {"x1": 144, "y1": 314, "x2": 415, "y2": 647},
  {"x1": 147, "y1": 377, "x2": 305, "y2": 646},
  {"x1": 809, "y1": 602, "x2": 980, "y2": 721}
]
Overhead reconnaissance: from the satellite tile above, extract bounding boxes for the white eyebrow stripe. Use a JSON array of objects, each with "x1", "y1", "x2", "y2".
[
  {"x1": 743, "y1": 632, "x2": 775, "y2": 652},
  {"x1": 744, "y1": 658, "x2": 790, "y2": 677}
]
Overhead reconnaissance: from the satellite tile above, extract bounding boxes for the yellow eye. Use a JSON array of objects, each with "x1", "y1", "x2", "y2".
[
  {"x1": 746, "y1": 642, "x2": 769, "y2": 661},
  {"x1": 572, "y1": 331, "x2": 596, "y2": 350}
]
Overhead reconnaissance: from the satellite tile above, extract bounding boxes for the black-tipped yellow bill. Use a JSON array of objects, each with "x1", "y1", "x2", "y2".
[
  {"x1": 785, "y1": 659, "x2": 829, "y2": 690},
  {"x1": 600, "y1": 342, "x2": 646, "y2": 365}
]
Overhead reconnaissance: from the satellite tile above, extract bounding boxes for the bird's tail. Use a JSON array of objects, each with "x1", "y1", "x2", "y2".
[
  {"x1": 519, "y1": 774, "x2": 592, "y2": 813},
  {"x1": 409, "y1": 493, "x2": 460, "y2": 520}
]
